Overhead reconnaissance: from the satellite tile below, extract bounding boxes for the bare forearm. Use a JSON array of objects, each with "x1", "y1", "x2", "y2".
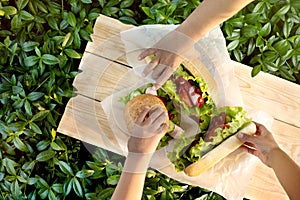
[
  {"x1": 111, "y1": 154, "x2": 152, "y2": 200},
  {"x1": 269, "y1": 148, "x2": 300, "y2": 200},
  {"x1": 177, "y1": 0, "x2": 254, "y2": 41},
  {"x1": 111, "y1": 172, "x2": 146, "y2": 200}
]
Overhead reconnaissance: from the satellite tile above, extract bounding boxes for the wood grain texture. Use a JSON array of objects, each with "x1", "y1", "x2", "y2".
[
  {"x1": 75, "y1": 53, "x2": 137, "y2": 100},
  {"x1": 234, "y1": 62, "x2": 300, "y2": 127},
  {"x1": 57, "y1": 95, "x2": 123, "y2": 155},
  {"x1": 57, "y1": 15, "x2": 300, "y2": 200}
]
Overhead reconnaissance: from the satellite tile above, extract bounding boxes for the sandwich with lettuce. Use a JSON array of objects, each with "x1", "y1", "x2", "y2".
[{"x1": 120, "y1": 64, "x2": 256, "y2": 176}]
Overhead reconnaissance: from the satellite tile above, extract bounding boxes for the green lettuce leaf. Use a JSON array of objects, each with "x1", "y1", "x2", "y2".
[
  {"x1": 162, "y1": 65, "x2": 215, "y2": 117},
  {"x1": 118, "y1": 84, "x2": 152, "y2": 104}
]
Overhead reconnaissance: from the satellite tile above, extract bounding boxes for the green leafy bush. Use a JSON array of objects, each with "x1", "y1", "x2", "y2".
[
  {"x1": 222, "y1": 0, "x2": 300, "y2": 83},
  {"x1": 0, "y1": 0, "x2": 100, "y2": 198}
]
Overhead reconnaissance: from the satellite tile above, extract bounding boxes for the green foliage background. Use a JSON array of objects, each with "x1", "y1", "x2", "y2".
[{"x1": 0, "y1": 0, "x2": 298, "y2": 199}]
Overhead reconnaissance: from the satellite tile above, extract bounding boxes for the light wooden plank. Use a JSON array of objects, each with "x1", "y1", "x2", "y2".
[
  {"x1": 85, "y1": 15, "x2": 133, "y2": 64},
  {"x1": 246, "y1": 162, "x2": 288, "y2": 200},
  {"x1": 234, "y1": 62, "x2": 300, "y2": 127},
  {"x1": 75, "y1": 52, "x2": 141, "y2": 101},
  {"x1": 57, "y1": 95, "x2": 122, "y2": 155}
]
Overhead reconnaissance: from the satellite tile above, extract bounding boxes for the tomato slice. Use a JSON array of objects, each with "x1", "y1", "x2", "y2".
[{"x1": 197, "y1": 96, "x2": 204, "y2": 107}]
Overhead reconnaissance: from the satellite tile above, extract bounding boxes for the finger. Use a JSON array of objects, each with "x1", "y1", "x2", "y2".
[
  {"x1": 242, "y1": 144, "x2": 262, "y2": 159},
  {"x1": 151, "y1": 111, "x2": 167, "y2": 130},
  {"x1": 135, "y1": 106, "x2": 151, "y2": 124},
  {"x1": 155, "y1": 66, "x2": 174, "y2": 88},
  {"x1": 241, "y1": 145, "x2": 258, "y2": 156},
  {"x1": 146, "y1": 107, "x2": 164, "y2": 122},
  {"x1": 138, "y1": 48, "x2": 156, "y2": 60},
  {"x1": 243, "y1": 141, "x2": 256, "y2": 149},
  {"x1": 155, "y1": 123, "x2": 168, "y2": 135},
  {"x1": 253, "y1": 121, "x2": 264, "y2": 136},
  {"x1": 142, "y1": 57, "x2": 160, "y2": 77},
  {"x1": 151, "y1": 63, "x2": 167, "y2": 79}
]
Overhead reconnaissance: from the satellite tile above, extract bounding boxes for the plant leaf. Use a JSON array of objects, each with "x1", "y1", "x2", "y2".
[
  {"x1": 76, "y1": 169, "x2": 94, "y2": 178},
  {"x1": 120, "y1": 0, "x2": 134, "y2": 9},
  {"x1": 4, "y1": 158, "x2": 17, "y2": 175},
  {"x1": 56, "y1": 161, "x2": 74, "y2": 176},
  {"x1": 63, "y1": 178, "x2": 73, "y2": 195},
  {"x1": 20, "y1": 10, "x2": 34, "y2": 20},
  {"x1": 36, "y1": 150, "x2": 56, "y2": 162},
  {"x1": 25, "y1": 99, "x2": 32, "y2": 116},
  {"x1": 81, "y1": 0, "x2": 92, "y2": 3},
  {"x1": 227, "y1": 40, "x2": 239, "y2": 51},
  {"x1": 31, "y1": 110, "x2": 50, "y2": 122},
  {"x1": 47, "y1": 16, "x2": 59, "y2": 30},
  {"x1": 29, "y1": 122, "x2": 42, "y2": 134},
  {"x1": 73, "y1": 177, "x2": 83, "y2": 197},
  {"x1": 280, "y1": 68, "x2": 296, "y2": 81},
  {"x1": 62, "y1": 32, "x2": 73, "y2": 47},
  {"x1": 13, "y1": 137, "x2": 28, "y2": 152},
  {"x1": 42, "y1": 54, "x2": 59, "y2": 65},
  {"x1": 97, "y1": 188, "x2": 114, "y2": 199},
  {"x1": 67, "y1": 12, "x2": 76, "y2": 27},
  {"x1": 107, "y1": 174, "x2": 120, "y2": 185},
  {"x1": 23, "y1": 41, "x2": 39, "y2": 52},
  {"x1": 27, "y1": 92, "x2": 44, "y2": 101},
  {"x1": 24, "y1": 56, "x2": 39, "y2": 67},
  {"x1": 17, "y1": 0, "x2": 29, "y2": 10},
  {"x1": 52, "y1": 183, "x2": 63, "y2": 193},
  {"x1": 251, "y1": 65, "x2": 262, "y2": 77},
  {"x1": 259, "y1": 22, "x2": 271, "y2": 37},
  {"x1": 2, "y1": 6, "x2": 17, "y2": 16},
  {"x1": 64, "y1": 49, "x2": 82, "y2": 58}
]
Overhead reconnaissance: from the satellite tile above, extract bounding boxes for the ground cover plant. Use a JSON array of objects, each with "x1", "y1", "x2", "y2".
[{"x1": 0, "y1": 0, "x2": 299, "y2": 199}]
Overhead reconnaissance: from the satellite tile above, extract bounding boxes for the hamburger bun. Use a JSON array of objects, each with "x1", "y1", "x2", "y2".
[
  {"x1": 184, "y1": 122, "x2": 257, "y2": 176},
  {"x1": 124, "y1": 94, "x2": 169, "y2": 132}
]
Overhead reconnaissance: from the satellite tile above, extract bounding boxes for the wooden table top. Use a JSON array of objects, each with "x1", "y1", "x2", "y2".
[{"x1": 58, "y1": 15, "x2": 300, "y2": 200}]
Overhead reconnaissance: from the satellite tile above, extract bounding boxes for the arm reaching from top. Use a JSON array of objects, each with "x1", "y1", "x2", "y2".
[
  {"x1": 139, "y1": 0, "x2": 254, "y2": 89},
  {"x1": 238, "y1": 122, "x2": 300, "y2": 200}
]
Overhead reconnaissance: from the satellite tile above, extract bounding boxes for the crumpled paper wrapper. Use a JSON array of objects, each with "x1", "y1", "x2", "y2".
[{"x1": 100, "y1": 25, "x2": 273, "y2": 200}]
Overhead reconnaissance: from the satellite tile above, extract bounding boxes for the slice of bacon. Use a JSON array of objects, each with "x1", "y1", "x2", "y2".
[
  {"x1": 171, "y1": 76, "x2": 203, "y2": 108},
  {"x1": 203, "y1": 112, "x2": 230, "y2": 142}
]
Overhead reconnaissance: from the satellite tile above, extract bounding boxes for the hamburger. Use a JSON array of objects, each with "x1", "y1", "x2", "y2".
[
  {"x1": 120, "y1": 64, "x2": 256, "y2": 176},
  {"x1": 123, "y1": 94, "x2": 169, "y2": 133}
]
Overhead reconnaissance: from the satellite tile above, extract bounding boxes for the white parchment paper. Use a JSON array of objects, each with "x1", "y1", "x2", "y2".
[{"x1": 100, "y1": 25, "x2": 273, "y2": 200}]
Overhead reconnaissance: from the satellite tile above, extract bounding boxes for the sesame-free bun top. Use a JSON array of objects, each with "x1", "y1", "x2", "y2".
[{"x1": 123, "y1": 94, "x2": 169, "y2": 132}]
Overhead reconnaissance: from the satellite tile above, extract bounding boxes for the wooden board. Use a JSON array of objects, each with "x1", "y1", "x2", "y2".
[{"x1": 58, "y1": 15, "x2": 300, "y2": 200}]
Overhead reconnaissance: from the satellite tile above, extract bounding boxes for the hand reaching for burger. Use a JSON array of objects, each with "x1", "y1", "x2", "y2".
[
  {"x1": 128, "y1": 106, "x2": 168, "y2": 154},
  {"x1": 111, "y1": 106, "x2": 168, "y2": 200}
]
